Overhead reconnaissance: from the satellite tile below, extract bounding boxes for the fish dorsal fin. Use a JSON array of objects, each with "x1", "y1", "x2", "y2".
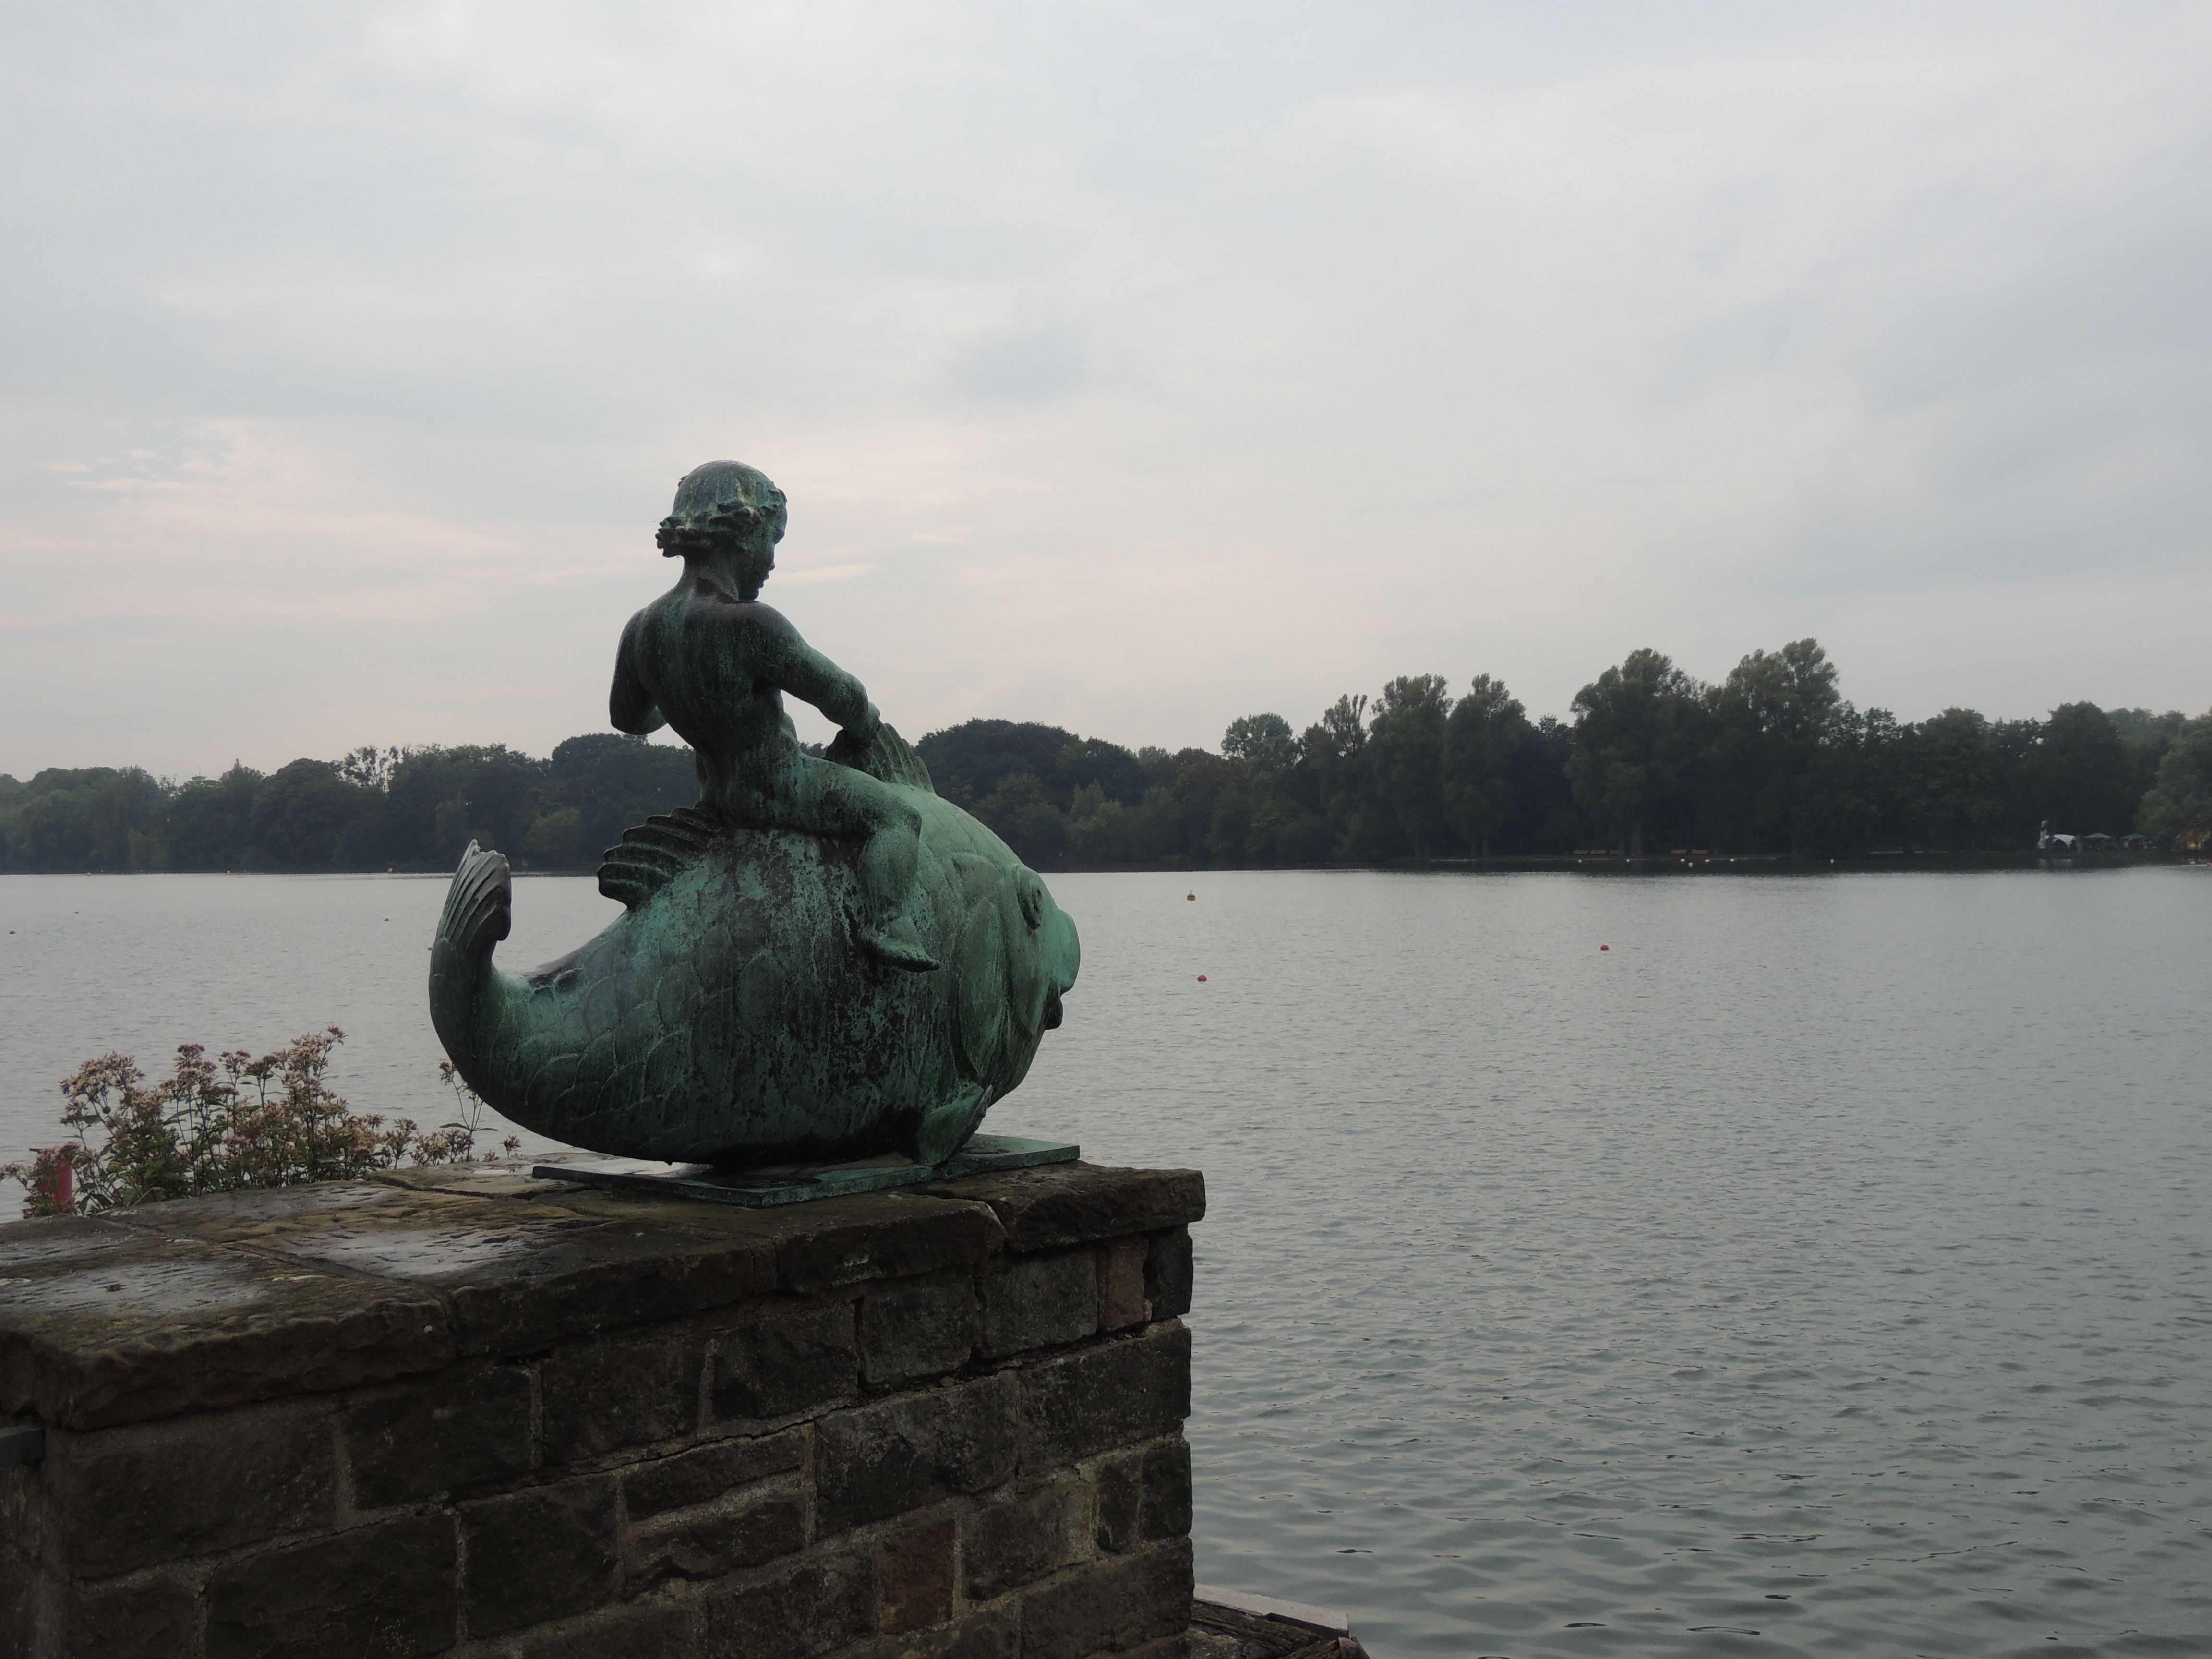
[
  {"x1": 823, "y1": 720, "x2": 936, "y2": 793},
  {"x1": 596, "y1": 805, "x2": 733, "y2": 910}
]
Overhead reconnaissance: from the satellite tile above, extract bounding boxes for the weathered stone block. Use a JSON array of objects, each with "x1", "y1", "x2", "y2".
[
  {"x1": 979, "y1": 1252, "x2": 1097, "y2": 1360},
  {"x1": 1098, "y1": 1241, "x2": 1150, "y2": 1332},
  {"x1": 621, "y1": 1428, "x2": 805, "y2": 1523},
  {"x1": 543, "y1": 1191, "x2": 1002, "y2": 1298},
  {"x1": 45, "y1": 1398, "x2": 338, "y2": 1577},
  {"x1": 1017, "y1": 1324, "x2": 1190, "y2": 1473},
  {"x1": 346, "y1": 1360, "x2": 533, "y2": 1506},
  {"x1": 204, "y1": 1512, "x2": 457, "y2": 1659},
  {"x1": 875, "y1": 1508, "x2": 957, "y2": 1634},
  {"x1": 628, "y1": 1488, "x2": 805, "y2": 1588},
  {"x1": 0, "y1": 1551, "x2": 29, "y2": 1659},
  {"x1": 865, "y1": 1613, "x2": 1020, "y2": 1659},
  {"x1": 426, "y1": 1220, "x2": 776, "y2": 1357},
  {"x1": 0, "y1": 1465, "x2": 40, "y2": 1655},
  {"x1": 699, "y1": 1550, "x2": 878, "y2": 1659},
  {"x1": 929, "y1": 1167, "x2": 1204, "y2": 1253},
  {"x1": 1144, "y1": 1230, "x2": 1193, "y2": 1322},
  {"x1": 1016, "y1": 1540, "x2": 1193, "y2": 1659},
  {"x1": 1138, "y1": 1438, "x2": 1192, "y2": 1544},
  {"x1": 751, "y1": 1195, "x2": 1006, "y2": 1295},
  {"x1": 460, "y1": 1475, "x2": 619, "y2": 1637},
  {"x1": 842, "y1": 1610, "x2": 1018, "y2": 1659},
  {"x1": 0, "y1": 1211, "x2": 452, "y2": 1432},
  {"x1": 541, "y1": 1326, "x2": 702, "y2": 1465},
  {"x1": 1094, "y1": 1457, "x2": 1139, "y2": 1558},
  {"x1": 504, "y1": 1598, "x2": 698, "y2": 1659},
  {"x1": 100, "y1": 1180, "x2": 415, "y2": 1244},
  {"x1": 860, "y1": 1279, "x2": 979, "y2": 1388},
  {"x1": 203, "y1": 1188, "x2": 776, "y2": 1357},
  {"x1": 47, "y1": 1571, "x2": 198, "y2": 1659},
  {"x1": 960, "y1": 1473, "x2": 1087, "y2": 1599},
  {"x1": 709, "y1": 1299, "x2": 858, "y2": 1423},
  {"x1": 1094, "y1": 1438, "x2": 1191, "y2": 1556},
  {"x1": 815, "y1": 1373, "x2": 1019, "y2": 1535}
]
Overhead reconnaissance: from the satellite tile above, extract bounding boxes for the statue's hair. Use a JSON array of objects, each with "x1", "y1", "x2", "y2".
[{"x1": 656, "y1": 460, "x2": 788, "y2": 558}]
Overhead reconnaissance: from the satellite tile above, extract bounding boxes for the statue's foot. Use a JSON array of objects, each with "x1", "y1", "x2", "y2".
[{"x1": 859, "y1": 917, "x2": 940, "y2": 973}]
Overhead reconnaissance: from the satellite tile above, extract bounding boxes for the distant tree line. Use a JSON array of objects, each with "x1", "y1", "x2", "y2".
[
  {"x1": 0, "y1": 735, "x2": 697, "y2": 875},
  {"x1": 917, "y1": 641, "x2": 2208, "y2": 867},
  {"x1": 2, "y1": 640, "x2": 2207, "y2": 874}
]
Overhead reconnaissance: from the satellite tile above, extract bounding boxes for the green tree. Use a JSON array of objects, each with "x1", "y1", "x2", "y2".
[
  {"x1": 541, "y1": 733, "x2": 697, "y2": 859},
  {"x1": 1367, "y1": 675, "x2": 1454, "y2": 858},
  {"x1": 1065, "y1": 783, "x2": 1129, "y2": 864},
  {"x1": 164, "y1": 765, "x2": 263, "y2": 869},
  {"x1": 521, "y1": 807, "x2": 596, "y2": 869},
  {"x1": 1221, "y1": 713, "x2": 1297, "y2": 779},
  {"x1": 1287, "y1": 694, "x2": 1359, "y2": 851},
  {"x1": 337, "y1": 746, "x2": 402, "y2": 790},
  {"x1": 1566, "y1": 649, "x2": 1707, "y2": 857},
  {"x1": 1121, "y1": 788, "x2": 1187, "y2": 863},
  {"x1": 1441, "y1": 675, "x2": 1529, "y2": 858},
  {"x1": 384, "y1": 745, "x2": 549, "y2": 869},
  {"x1": 1710, "y1": 639, "x2": 1843, "y2": 852},
  {"x1": 1899, "y1": 709, "x2": 2007, "y2": 849},
  {"x1": 8, "y1": 768, "x2": 168, "y2": 872},
  {"x1": 1792, "y1": 705, "x2": 1907, "y2": 856},
  {"x1": 2021, "y1": 703, "x2": 2137, "y2": 836},
  {"x1": 2107, "y1": 708, "x2": 2188, "y2": 804},
  {"x1": 2138, "y1": 710, "x2": 2212, "y2": 849},
  {"x1": 976, "y1": 772, "x2": 1069, "y2": 867},
  {"x1": 249, "y1": 760, "x2": 378, "y2": 870}
]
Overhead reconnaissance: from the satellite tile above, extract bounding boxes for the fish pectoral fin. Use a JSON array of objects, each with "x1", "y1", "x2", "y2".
[{"x1": 597, "y1": 805, "x2": 733, "y2": 909}]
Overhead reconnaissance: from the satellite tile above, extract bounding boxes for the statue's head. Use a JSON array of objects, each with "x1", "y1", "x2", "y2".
[{"x1": 657, "y1": 462, "x2": 788, "y2": 596}]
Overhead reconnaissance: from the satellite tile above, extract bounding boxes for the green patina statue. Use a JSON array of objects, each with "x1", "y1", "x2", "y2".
[{"x1": 428, "y1": 462, "x2": 1081, "y2": 1168}]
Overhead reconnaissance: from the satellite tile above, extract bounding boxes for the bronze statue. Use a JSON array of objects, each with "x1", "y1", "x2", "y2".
[
  {"x1": 613, "y1": 464, "x2": 937, "y2": 971},
  {"x1": 429, "y1": 463, "x2": 1080, "y2": 1168}
]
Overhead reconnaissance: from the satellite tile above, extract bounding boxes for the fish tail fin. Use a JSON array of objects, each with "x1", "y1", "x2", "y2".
[
  {"x1": 437, "y1": 841, "x2": 512, "y2": 964},
  {"x1": 430, "y1": 842, "x2": 514, "y2": 1110}
]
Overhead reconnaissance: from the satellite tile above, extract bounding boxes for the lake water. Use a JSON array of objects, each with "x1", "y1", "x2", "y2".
[{"x1": 2, "y1": 867, "x2": 2207, "y2": 1657}]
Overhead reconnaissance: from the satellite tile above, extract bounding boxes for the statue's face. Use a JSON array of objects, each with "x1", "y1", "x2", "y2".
[{"x1": 733, "y1": 536, "x2": 776, "y2": 596}]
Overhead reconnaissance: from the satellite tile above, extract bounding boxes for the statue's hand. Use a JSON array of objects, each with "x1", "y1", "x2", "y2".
[
  {"x1": 825, "y1": 714, "x2": 933, "y2": 791},
  {"x1": 849, "y1": 702, "x2": 883, "y2": 744}
]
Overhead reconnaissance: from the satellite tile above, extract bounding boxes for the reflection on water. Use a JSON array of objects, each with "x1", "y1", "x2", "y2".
[{"x1": 4, "y1": 866, "x2": 2208, "y2": 1656}]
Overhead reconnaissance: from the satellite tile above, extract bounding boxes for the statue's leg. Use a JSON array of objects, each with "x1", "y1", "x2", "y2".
[{"x1": 792, "y1": 759, "x2": 938, "y2": 973}]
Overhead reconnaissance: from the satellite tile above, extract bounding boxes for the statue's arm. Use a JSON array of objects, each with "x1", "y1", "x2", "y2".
[
  {"x1": 609, "y1": 616, "x2": 666, "y2": 735},
  {"x1": 759, "y1": 620, "x2": 875, "y2": 737}
]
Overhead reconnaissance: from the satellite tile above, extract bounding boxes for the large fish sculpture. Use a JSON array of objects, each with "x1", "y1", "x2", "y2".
[{"x1": 428, "y1": 461, "x2": 1080, "y2": 1168}]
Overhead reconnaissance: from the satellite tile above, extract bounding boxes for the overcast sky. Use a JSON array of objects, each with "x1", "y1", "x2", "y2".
[{"x1": 3, "y1": 2, "x2": 2207, "y2": 780}]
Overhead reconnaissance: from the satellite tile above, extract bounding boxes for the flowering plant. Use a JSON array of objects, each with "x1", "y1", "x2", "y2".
[{"x1": 3, "y1": 1028, "x2": 519, "y2": 1218}]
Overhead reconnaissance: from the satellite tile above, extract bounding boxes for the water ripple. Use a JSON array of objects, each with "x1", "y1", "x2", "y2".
[{"x1": 3, "y1": 866, "x2": 2208, "y2": 1656}]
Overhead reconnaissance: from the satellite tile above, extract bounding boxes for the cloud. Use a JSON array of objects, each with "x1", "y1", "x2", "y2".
[
  {"x1": 1, "y1": 2, "x2": 2207, "y2": 777},
  {"x1": 944, "y1": 327, "x2": 1093, "y2": 406}
]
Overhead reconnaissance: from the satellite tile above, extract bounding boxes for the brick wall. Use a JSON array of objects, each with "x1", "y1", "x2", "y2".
[{"x1": 0, "y1": 1160, "x2": 1204, "y2": 1659}]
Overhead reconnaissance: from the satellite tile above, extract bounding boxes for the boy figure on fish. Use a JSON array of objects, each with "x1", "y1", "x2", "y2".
[{"x1": 610, "y1": 460, "x2": 939, "y2": 972}]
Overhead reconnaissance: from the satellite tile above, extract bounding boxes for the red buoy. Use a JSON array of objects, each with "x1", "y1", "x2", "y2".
[
  {"x1": 1196, "y1": 974, "x2": 1208, "y2": 982},
  {"x1": 1600, "y1": 944, "x2": 1610, "y2": 951}
]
